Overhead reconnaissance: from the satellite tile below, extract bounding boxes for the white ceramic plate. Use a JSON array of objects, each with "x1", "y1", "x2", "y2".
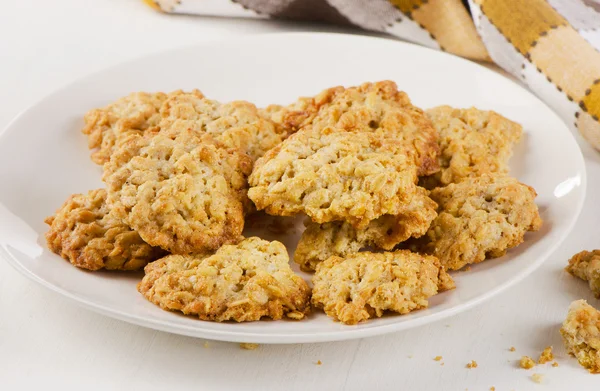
[{"x1": 0, "y1": 33, "x2": 586, "y2": 344}]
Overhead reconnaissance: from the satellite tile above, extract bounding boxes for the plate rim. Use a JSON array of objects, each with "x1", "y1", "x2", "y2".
[{"x1": 0, "y1": 31, "x2": 588, "y2": 343}]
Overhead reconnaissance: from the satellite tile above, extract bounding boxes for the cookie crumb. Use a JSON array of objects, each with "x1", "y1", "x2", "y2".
[
  {"x1": 490, "y1": 387, "x2": 496, "y2": 391},
  {"x1": 434, "y1": 356, "x2": 443, "y2": 361},
  {"x1": 552, "y1": 361, "x2": 559, "y2": 367},
  {"x1": 531, "y1": 373, "x2": 544, "y2": 384},
  {"x1": 286, "y1": 311, "x2": 305, "y2": 320},
  {"x1": 561, "y1": 299, "x2": 600, "y2": 373},
  {"x1": 316, "y1": 360, "x2": 322, "y2": 365},
  {"x1": 240, "y1": 343, "x2": 259, "y2": 350},
  {"x1": 509, "y1": 346, "x2": 516, "y2": 352},
  {"x1": 203, "y1": 342, "x2": 209, "y2": 348},
  {"x1": 520, "y1": 356, "x2": 536, "y2": 369},
  {"x1": 538, "y1": 346, "x2": 554, "y2": 364},
  {"x1": 466, "y1": 360, "x2": 478, "y2": 368}
]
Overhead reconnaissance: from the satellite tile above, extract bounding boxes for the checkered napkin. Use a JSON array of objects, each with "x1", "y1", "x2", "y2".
[{"x1": 145, "y1": 0, "x2": 600, "y2": 150}]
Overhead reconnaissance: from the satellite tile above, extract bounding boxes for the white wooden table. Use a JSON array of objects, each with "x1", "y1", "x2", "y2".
[{"x1": 1, "y1": 1, "x2": 599, "y2": 389}]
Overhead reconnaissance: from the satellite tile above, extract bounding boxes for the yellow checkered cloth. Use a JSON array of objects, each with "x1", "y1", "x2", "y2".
[{"x1": 146, "y1": 0, "x2": 600, "y2": 150}]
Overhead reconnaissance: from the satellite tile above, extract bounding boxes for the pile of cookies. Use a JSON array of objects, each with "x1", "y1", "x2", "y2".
[{"x1": 45, "y1": 81, "x2": 542, "y2": 325}]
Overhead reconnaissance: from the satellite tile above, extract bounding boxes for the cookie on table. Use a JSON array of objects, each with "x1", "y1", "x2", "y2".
[
  {"x1": 560, "y1": 300, "x2": 600, "y2": 374},
  {"x1": 566, "y1": 250, "x2": 600, "y2": 298},
  {"x1": 267, "y1": 81, "x2": 440, "y2": 176},
  {"x1": 418, "y1": 174, "x2": 542, "y2": 271},
  {"x1": 248, "y1": 126, "x2": 419, "y2": 229},
  {"x1": 82, "y1": 90, "x2": 190, "y2": 165},
  {"x1": 158, "y1": 92, "x2": 287, "y2": 161},
  {"x1": 294, "y1": 187, "x2": 437, "y2": 272},
  {"x1": 138, "y1": 237, "x2": 311, "y2": 322},
  {"x1": 44, "y1": 189, "x2": 164, "y2": 271},
  {"x1": 421, "y1": 106, "x2": 522, "y2": 188},
  {"x1": 103, "y1": 130, "x2": 252, "y2": 254},
  {"x1": 311, "y1": 250, "x2": 455, "y2": 325}
]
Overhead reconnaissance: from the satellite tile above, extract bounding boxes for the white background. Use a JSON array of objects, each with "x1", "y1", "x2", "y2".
[{"x1": 1, "y1": 1, "x2": 599, "y2": 390}]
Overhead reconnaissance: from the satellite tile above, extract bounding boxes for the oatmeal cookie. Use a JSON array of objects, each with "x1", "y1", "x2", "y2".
[
  {"x1": 44, "y1": 189, "x2": 164, "y2": 271},
  {"x1": 421, "y1": 106, "x2": 522, "y2": 188},
  {"x1": 248, "y1": 127, "x2": 419, "y2": 229},
  {"x1": 138, "y1": 237, "x2": 311, "y2": 322},
  {"x1": 259, "y1": 104, "x2": 286, "y2": 125},
  {"x1": 312, "y1": 250, "x2": 454, "y2": 325},
  {"x1": 82, "y1": 90, "x2": 189, "y2": 165},
  {"x1": 259, "y1": 100, "x2": 313, "y2": 135},
  {"x1": 103, "y1": 130, "x2": 252, "y2": 254},
  {"x1": 560, "y1": 300, "x2": 600, "y2": 373},
  {"x1": 158, "y1": 92, "x2": 286, "y2": 161},
  {"x1": 419, "y1": 174, "x2": 541, "y2": 270},
  {"x1": 294, "y1": 187, "x2": 437, "y2": 272},
  {"x1": 273, "y1": 81, "x2": 439, "y2": 175},
  {"x1": 566, "y1": 250, "x2": 600, "y2": 298}
]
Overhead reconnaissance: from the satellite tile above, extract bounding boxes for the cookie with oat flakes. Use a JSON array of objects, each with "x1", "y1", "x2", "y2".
[
  {"x1": 82, "y1": 90, "x2": 191, "y2": 165},
  {"x1": 560, "y1": 300, "x2": 600, "y2": 374},
  {"x1": 138, "y1": 237, "x2": 311, "y2": 322},
  {"x1": 267, "y1": 81, "x2": 439, "y2": 176},
  {"x1": 158, "y1": 92, "x2": 287, "y2": 161},
  {"x1": 566, "y1": 250, "x2": 600, "y2": 298},
  {"x1": 311, "y1": 250, "x2": 454, "y2": 325},
  {"x1": 419, "y1": 174, "x2": 541, "y2": 271},
  {"x1": 421, "y1": 106, "x2": 522, "y2": 188},
  {"x1": 103, "y1": 130, "x2": 252, "y2": 254},
  {"x1": 248, "y1": 126, "x2": 419, "y2": 229},
  {"x1": 44, "y1": 189, "x2": 164, "y2": 271},
  {"x1": 294, "y1": 187, "x2": 437, "y2": 272}
]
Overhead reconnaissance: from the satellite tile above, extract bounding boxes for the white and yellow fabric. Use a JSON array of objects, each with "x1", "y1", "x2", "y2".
[{"x1": 145, "y1": 0, "x2": 600, "y2": 150}]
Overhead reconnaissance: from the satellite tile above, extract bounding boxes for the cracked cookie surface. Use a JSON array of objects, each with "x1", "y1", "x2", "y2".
[
  {"x1": 421, "y1": 106, "x2": 522, "y2": 188},
  {"x1": 45, "y1": 189, "x2": 164, "y2": 271},
  {"x1": 158, "y1": 92, "x2": 286, "y2": 161},
  {"x1": 294, "y1": 187, "x2": 437, "y2": 272},
  {"x1": 420, "y1": 174, "x2": 541, "y2": 270},
  {"x1": 138, "y1": 237, "x2": 311, "y2": 322},
  {"x1": 103, "y1": 130, "x2": 252, "y2": 254},
  {"x1": 248, "y1": 127, "x2": 419, "y2": 229},
  {"x1": 82, "y1": 90, "x2": 189, "y2": 165},
  {"x1": 312, "y1": 250, "x2": 454, "y2": 325},
  {"x1": 267, "y1": 81, "x2": 439, "y2": 176}
]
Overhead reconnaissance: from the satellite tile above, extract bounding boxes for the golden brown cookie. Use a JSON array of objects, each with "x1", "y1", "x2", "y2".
[
  {"x1": 259, "y1": 104, "x2": 286, "y2": 126},
  {"x1": 312, "y1": 250, "x2": 454, "y2": 325},
  {"x1": 259, "y1": 94, "x2": 321, "y2": 134},
  {"x1": 273, "y1": 81, "x2": 439, "y2": 176},
  {"x1": 560, "y1": 300, "x2": 600, "y2": 374},
  {"x1": 82, "y1": 90, "x2": 189, "y2": 165},
  {"x1": 44, "y1": 189, "x2": 164, "y2": 271},
  {"x1": 248, "y1": 127, "x2": 419, "y2": 229},
  {"x1": 421, "y1": 106, "x2": 522, "y2": 188},
  {"x1": 566, "y1": 250, "x2": 600, "y2": 298},
  {"x1": 294, "y1": 187, "x2": 437, "y2": 272},
  {"x1": 158, "y1": 92, "x2": 286, "y2": 161},
  {"x1": 103, "y1": 130, "x2": 252, "y2": 254},
  {"x1": 138, "y1": 237, "x2": 311, "y2": 322},
  {"x1": 421, "y1": 174, "x2": 542, "y2": 270}
]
